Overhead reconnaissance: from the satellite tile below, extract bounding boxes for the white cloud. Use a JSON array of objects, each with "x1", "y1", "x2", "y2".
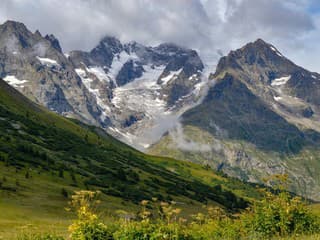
[{"x1": 0, "y1": 0, "x2": 319, "y2": 71}]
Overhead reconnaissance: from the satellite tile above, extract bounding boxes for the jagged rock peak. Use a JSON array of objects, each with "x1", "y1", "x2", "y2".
[
  {"x1": 253, "y1": 38, "x2": 268, "y2": 45},
  {"x1": 0, "y1": 20, "x2": 28, "y2": 32},
  {"x1": 155, "y1": 42, "x2": 188, "y2": 53},
  {"x1": 97, "y1": 35, "x2": 123, "y2": 53},
  {"x1": 45, "y1": 34, "x2": 62, "y2": 52},
  {"x1": 34, "y1": 30, "x2": 42, "y2": 38},
  {"x1": 234, "y1": 38, "x2": 284, "y2": 58},
  {"x1": 0, "y1": 20, "x2": 35, "y2": 49},
  {"x1": 124, "y1": 41, "x2": 147, "y2": 53},
  {"x1": 214, "y1": 38, "x2": 297, "y2": 76}
]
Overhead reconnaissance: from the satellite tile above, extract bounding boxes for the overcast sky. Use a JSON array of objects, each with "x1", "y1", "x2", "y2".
[{"x1": 1, "y1": 0, "x2": 320, "y2": 72}]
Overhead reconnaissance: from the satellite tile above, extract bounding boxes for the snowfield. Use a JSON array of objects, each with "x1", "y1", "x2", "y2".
[
  {"x1": 75, "y1": 49, "x2": 209, "y2": 151},
  {"x1": 3, "y1": 75, "x2": 28, "y2": 87},
  {"x1": 87, "y1": 66, "x2": 111, "y2": 83},
  {"x1": 111, "y1": 65, "x2": 168, "y2": 116},
  {"x1": 107, "y1": 51, "x2": 139, "y2": 86}
]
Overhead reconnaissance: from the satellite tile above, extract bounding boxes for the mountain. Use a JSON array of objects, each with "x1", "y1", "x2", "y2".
[
  {"x1": 0, "y1": 20, "x2": 102, "y2": 126},
  {"x1": 0, "y1": 20, "x2": 207, "y2": 150},
  {"x1": 0, "y1": 77, "x2": 260, "y2": 236},
  {"x1": 149, "y1": 39, "x2": 320, "y2": 200},
  {"x1": 68, "y1": 37, "x2": 206, "y2": 149}
]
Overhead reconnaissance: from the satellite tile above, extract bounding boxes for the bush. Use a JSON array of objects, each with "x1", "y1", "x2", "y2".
[
  {"x1": 68, "y1": 190, "x2": 113, "y2": 240},
  {"x1": 242, "y1": 175, "x2": 320, "y2": 238},
  {"x1": 113, "y1": 221, "x2": 192, "y2": 240},
  {"x1": 70, "y1": 221, "x2": 112, "y2": 240}
]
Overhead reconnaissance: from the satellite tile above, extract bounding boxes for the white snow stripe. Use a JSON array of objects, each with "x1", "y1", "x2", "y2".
[
  {"x1": 271, "y1": 76, "x2": 291, "y2": 86},
  {"x1": 36, "y1": 56, "x2": 60, "y2": 66}
]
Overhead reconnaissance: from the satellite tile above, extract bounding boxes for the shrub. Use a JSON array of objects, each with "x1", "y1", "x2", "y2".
[
  {"x1": 113, "y1": 220, "x2": 193, "y2": 240},
  {"x1": 242, "y1": 175, "x2": 320, "y2": 238},
  {"x1": 68, "y1": 190, "x2": 113, "y2": 240},
  {"x1": 70, "y1": 221, "x2": 112, "y2": 240}
]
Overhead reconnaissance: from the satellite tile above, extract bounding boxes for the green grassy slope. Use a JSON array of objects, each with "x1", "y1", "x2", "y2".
[
  {"x1": 149, "y1": 124, "x2": 320, "y2": 201},
  {"x1": 0, "y1": 79, "x2": 261, "y2": 238}
]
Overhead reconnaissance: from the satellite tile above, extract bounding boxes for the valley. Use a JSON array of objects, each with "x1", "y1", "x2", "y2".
[
  {"x1": 1, "y1": 14, "x2": 320, "y2": 239},
  {"x1": 0, "y1": 78, "x2": 255, "y2": 238}
]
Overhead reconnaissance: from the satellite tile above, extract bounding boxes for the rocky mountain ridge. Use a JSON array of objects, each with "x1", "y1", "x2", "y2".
[
  {"x1": 0, "y1": 20, "x2": 209, "y2": 149},
  {"x1": 0, "y1": 20, "x2": 102, "y2": 126},
  {"x1": 150, "y1": 39, "x2": 320, "y2": 200}
]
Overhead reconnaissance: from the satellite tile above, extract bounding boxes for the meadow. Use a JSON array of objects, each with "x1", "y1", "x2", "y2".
[{"x1": 12, "y1": 175, "x2": 320, "y2": 240}]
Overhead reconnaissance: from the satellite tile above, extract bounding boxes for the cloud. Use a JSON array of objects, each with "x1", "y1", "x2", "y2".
[
  {"x1": 169, "y1": 122, "x2": 212, "y2": 152},
  {"x1": 0, "y1": 0, "x2": 320, "y2": 71}
]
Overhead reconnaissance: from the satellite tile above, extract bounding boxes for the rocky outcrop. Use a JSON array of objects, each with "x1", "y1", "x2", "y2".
[{"x1": 0, "y1": 20, "x2": 103, "y2": 126}]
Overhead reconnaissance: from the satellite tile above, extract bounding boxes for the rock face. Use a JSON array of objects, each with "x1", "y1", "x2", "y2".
[
  {"x1": 0, "y1": 20, "x2": 207, "y2": 148},
  {"x1": 0, "y1": 20, "x2": 102, "y2": 126},
  {"x1": 183, "y1": 73, "x2": 308, "y2": 154},
  {"x1": 150, "y1": 39, "x2": 320, "y2": 200},
  {"x1": 214, "y1": 39, "x2": 320, "y2": 108}
]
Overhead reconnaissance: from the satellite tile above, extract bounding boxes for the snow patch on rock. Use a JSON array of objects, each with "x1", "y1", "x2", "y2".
[
  {"x1": 75, "y1": 68, "x2": 111, "y2": 120},
  {"x1": 274, "y1": 96, "x2": 283, "y2": 101},
  {"x1": 87, "y1": 66, "x2": 111, "y2": 83},
  {"x1": 36, "y1": 56, "x2": 60, "y2": 67},
  {"x1": 160, "y1": 68, "x2": 183, "y2": 85},
  {"x1": 3, "y1": 75, "x2": 28, "y2": 87},
  {"x1": 270, "y1": 46, "x2": 283, "y2": 57},
  {"x1": 271, "y1": 76, "x2": 291, "y2": 86}
]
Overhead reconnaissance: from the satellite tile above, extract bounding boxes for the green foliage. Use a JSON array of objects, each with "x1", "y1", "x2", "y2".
[
  {"x1": 113, "y1": 221, "x2": 192, "y2": 240},
  {"x1": 65, "y1": 178, "x2": 320, "y2": 240},
  {"x1": 242, "y1": 175, "x2": 320, "y2": 238},
  {"x1": 68, "y1": 191, "x2": 113, "y2": 240},
  {"x1": 69, "y1": 221, "x2": 112, "y2": 240}
]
